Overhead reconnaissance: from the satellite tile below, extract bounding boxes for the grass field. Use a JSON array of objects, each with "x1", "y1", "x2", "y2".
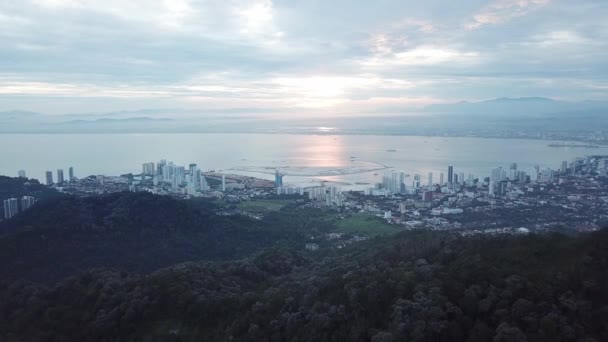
[
  {"x1": 238, "y1": 199, "x2": 293, "y2": 213},
  {"x1": 336, "y1": 214, "x2": 400, "y2": 236}
]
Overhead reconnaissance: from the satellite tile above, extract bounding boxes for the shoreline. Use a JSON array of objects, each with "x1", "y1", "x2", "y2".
[{"x1": 0, "y1": 131, "x2": 606, "y2": 146}]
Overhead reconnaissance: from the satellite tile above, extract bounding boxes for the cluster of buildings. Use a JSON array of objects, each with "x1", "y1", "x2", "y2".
[
  {"x1": 332, "y1": 155, "x2": 608, "y2": 235},
  {"x1": 44, "y1": 167, "x2": 76, "y2": 185},
  {"x1": 7, "y1": 154, "x2": 608, "y2": 237},
  {"x1": 307, "y1": 185, "x2": 345, "y2": 207},
  {"x1": 360, "y1": 159, "x2": 578, "y2": 202},
  {"x1": 3, "y1": 196, "x2": 36, "y2": 220},
  {"x1": 142, "y1": 160, "x2": 211, "y2": 195}
]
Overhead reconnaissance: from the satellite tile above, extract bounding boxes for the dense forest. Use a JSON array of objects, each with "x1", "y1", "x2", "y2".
[
  {"x1": 1, "y1": 228, "x2": 607, "y2": 341},
  {"x1": 0, "y1": 192, "x2": 330, "y2": 283},
  {"x1": 1, "y1": 187, "x2": 607, "y2": 341}
]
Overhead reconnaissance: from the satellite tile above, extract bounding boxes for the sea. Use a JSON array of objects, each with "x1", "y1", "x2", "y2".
[{"x1": 2, "y1": 133, "x2": 607, "y2": 189}]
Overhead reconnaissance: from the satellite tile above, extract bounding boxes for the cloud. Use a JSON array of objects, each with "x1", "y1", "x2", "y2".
[
  {"x1": 0, "y1": 0, "x2": 606, "y2": 115},
  {"x1": 466, "y1": 0, "x2": 551, "y2": 30}
]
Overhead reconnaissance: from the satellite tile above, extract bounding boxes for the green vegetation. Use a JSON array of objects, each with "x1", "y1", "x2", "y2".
[
  {"x1": 238, "y1": 198, "x2": 294, "y2": 213},
  {"x1": 0, "y1": 175, "x2": 62, "y2": 202},
  {"x1": 336, "y1": 213, "x2": 400, "y2": 236},
  {"x1": 0, "y1": 192, "x2": 305, "y2": 283},
  {"x1": 1, "y1": 229, "x2": 607, "y2": 341},
  {"x1": 1, "y1": 179, "x2": 607, "y2": 341}
]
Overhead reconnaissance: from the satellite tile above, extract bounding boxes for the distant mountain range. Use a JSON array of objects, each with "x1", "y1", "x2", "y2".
[
  {"x1": 1, "y1": 97, "x2": 606, "y2": 134},
  {"x1": 424, "y1": 97, "x2": 608, "y2": 116},
  {"x1": 62, "y1": 117, "x2": 174, "y2": 124}
]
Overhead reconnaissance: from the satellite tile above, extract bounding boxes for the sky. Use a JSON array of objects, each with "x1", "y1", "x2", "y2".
[{"x1": 0, "y1": 0, "x2": 607, "y2": 117}]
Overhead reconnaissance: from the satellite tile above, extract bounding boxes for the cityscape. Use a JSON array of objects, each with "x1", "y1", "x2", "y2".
[
  {"x1": 5, "y1": 155, "x2": 607, "y2": 236},
  {"x1": 1, "y1": 0, "x2": 607, "y2": 340}
]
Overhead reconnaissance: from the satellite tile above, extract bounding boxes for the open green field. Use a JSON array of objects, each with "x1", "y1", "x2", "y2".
[
  {"x1": 238, "y1": 199, "x2": 294, "y2": 213},
  {"x1": 335, "y1": 213, "x2": 400, "y2": 236}
]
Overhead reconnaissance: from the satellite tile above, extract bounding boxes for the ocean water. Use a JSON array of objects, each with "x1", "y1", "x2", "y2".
[{"x1": 2, "y1": 133, "x2": 606, "y2": 188}]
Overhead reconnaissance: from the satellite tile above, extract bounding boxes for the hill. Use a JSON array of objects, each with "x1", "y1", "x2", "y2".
[
  {"x1": 0, "y1": 192, "x2": 316, "y2": 283},
  {"x1": 0, "y1": 229, "x2": 606, "y2": 341},
  {"x1": 0, "y1": 176, "x2": 61, "y2": 203}
]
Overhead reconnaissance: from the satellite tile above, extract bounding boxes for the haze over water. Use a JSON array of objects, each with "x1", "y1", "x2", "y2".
[{"x1": 3, "y1": 134, "x2": 606, "y2": 188}]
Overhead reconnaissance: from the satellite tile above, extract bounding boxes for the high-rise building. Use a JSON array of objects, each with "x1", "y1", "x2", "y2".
[
  {"x1": 398, "y1": 171, "x2": 406, "y2": 193},
  {"x1": 488, "y1": 181, "x2": 495, "y2": 196},
  {"x1": 69, "y1": 167, "x2": 75, "y2": 181},
  {"x1": 467, "y1": 174, "x2": 475, "y2": 186},
  {"x1": 175, "y1": 166, "x2": 185, "y2": 183},
  {"x1": 498, "y1": 181, "x2": 508, "y2": 195},
  {"x1": 561, "y1": 161, "x2": 569, "y2": 174},
  {"x1": 390, "y1": 171, "x2": 399, "y2": 193},
  {"x1": 221, "y1": 175, "x2": 226, "y2": 192},
  {"x1": 459, "y1": 172, "x2": 465, "y2": 185},
  {"x1": 491, "y1": 167, "x2": 503, "y2": 182},
  {"x1": 157, "y1": 159, "x2": 167, "y2": 177},
  {"x1": 57, "y1": 169, "x2": 64, "y2": 184},
  {"x1": 453, "y1": 173, "x2": 459, "y2": 184},
  {"x1": 21, "y1": 196, "x2": 35, "y2": 211},
  {"x1": 45, "y1": 171, "x2": 53, "y2": 185},
  {"x1": 518, "y1": 171, "x2": 527, "y2": 183},
  {"x1": 413, "y1": 174, "x2": 421, "y2": 189},
  {"x1": 200, "y1": 174, "x2": 209, "y2": 192},
  {"x1": 274, "y1": 170, "x2": 283, "y2": 187},
  {"x1": 510, "y1": 163, "x2": 518, "y2": 171},
  {"x1": 18, "y1": 170, "x2": 26, "y2": 178},
  {"x1": 427, "y1": 172, "x2": 433, "y2": 187},
  {"x1": 171, "y1": 174, "x2": 180, "y2": 190},
  {"x1": 528, "y1": 167, "x2": 539, "y2": 182},
  {"x1": 439, "y1": 173, "x2": 444, "y2": 186},
  {"x1": 3, "y1": 198, "x2": 19, "y2": 219},
  {"x1": 448, "y1": 166, "x2": 454, "y2": 184},
  {"x1": 541, "y1": 168, "x2": 554, "y2": 182},
  {"x1": 142, "y1": 162, "x2": 155, "y2": 176}
]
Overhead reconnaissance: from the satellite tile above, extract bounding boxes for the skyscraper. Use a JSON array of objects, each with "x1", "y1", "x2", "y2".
[
  {"x1": 561, "y1": 161, "x2": 569, "y2": 174},
  {"x1": 427, "y1": 172, "x2": 433, "y2": 187},
  {"x1": 439, "y1": 172, "x2": 444, "y2": 186},
  {"x1": 200, "y1": 174, "x2": 209, "y2": 192},
  {"x1": 3, "y1": 198, "x2": 19, "y2": 219},
  {"x1": 157, "y1": 159, "x2": 167, "y2": 177},
  {"x1": 448, "y1": 166, "x2": 454, "y2": 184},
  {"x1": 142, "y1": 162, "x2": 155, "y2": 176},
  {"x1": 510, "y1": 162, "x2": 518, "y2": 171},
  {"x1": 491, "y1": 167, "x2": 504, "y2": 182},
  {"x1": 57, "y1": 169, "x2": 64, "y2": 184},
  {"x1": 390, "y1": 171, "x2": 399, "y2": 193},
  {"x1": 21, "y1": 196, "x2": 36, "y2": 211},
  {"x1": 274, "y1": 170, "x2": 283, "y2": 187},
  {"x1": 69, "y1": 167, "x2": 75, "y2": 181},
  {"x1": 18, "y1": 170, "x2": 26, "y2": 178},
  {"x1": 45, "y1": 171, "x2": 53, "y2": 185},
  {"x1": 189, "y1": 163, "x2": 197, "y2": 176},
  {"x1": 459, "y1": 172, "x2": 465, "y2": 185},
  {"x1": 413, "y1": 174, "x2": 421, "y2": 189}
]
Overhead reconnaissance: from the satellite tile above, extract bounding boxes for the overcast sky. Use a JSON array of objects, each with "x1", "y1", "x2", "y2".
[{"x1": 0, "y1": 0, "x2": 607, "y2": 116}]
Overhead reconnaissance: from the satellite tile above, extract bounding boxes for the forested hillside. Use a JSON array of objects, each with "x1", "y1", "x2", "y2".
[
  {"x1": 0, "y1": 192, "x2": 320, "y2": 283},
  {"x1": 0, "y1": 175, "x2": 61, "y2": 202},
  {"x1": 1, "y1": 229, "x2": 606, "y2": 341}
]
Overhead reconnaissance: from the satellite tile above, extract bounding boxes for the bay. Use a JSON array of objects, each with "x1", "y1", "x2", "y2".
[{"x1": 2, "y1": 133, "x2": 606, "y2": 189}]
